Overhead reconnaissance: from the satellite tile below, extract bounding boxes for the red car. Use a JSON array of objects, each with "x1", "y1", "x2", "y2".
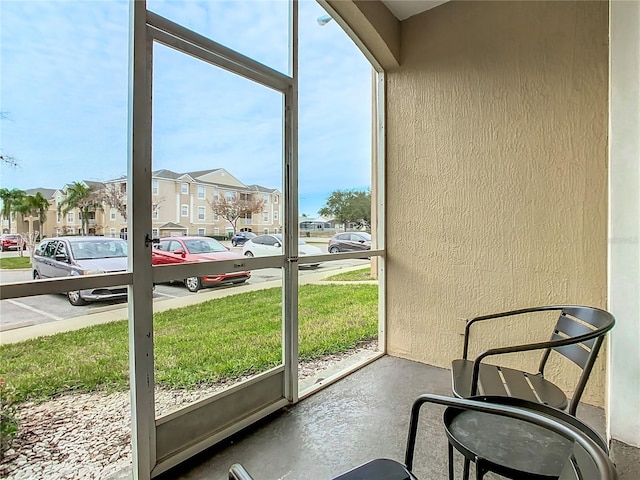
[
  {"x1": 0, "y1": 234, "x2": 26, "y2": 251},
  {"x1": 151, "y1": 236, "x2": 250, "y2": 292}
]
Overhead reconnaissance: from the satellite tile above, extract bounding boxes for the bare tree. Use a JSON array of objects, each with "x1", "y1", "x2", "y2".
[
  {"x1": 0, "y1": 112, "x2": 19, "y2": 168},
  {"x1": 207, "y1": 193, "x2": 266, "y2": 234},
  {"x1": 20, "y1": 230, "x2": 40, "y2": 261},
  {"x1": 152, "y1": 196, "x2": 166, "y2": 218},
  {"x1": 99, "y1": 184, "x2": 127, "y2": 220}
]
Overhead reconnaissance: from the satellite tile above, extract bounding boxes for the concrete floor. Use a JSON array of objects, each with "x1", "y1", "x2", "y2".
[{"x1": 154, "y1": 356, "x2": 617, "y2": 480}]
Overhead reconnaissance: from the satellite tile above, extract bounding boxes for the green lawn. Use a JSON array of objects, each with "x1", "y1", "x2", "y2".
[
  {"x1": 0, "y1": 284, "x2": 377, "y2": 404},
  {"x1": 0, "y1": 256, "x2": 31, "y2": 270},
  {"x1": 325, "y1": 267, "x2": 377, "y2": 281}
]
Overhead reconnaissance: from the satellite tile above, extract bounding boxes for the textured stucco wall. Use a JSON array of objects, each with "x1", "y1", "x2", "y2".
[{"x1": 385, "y1": 1, "x2": 609, "y2": 405}]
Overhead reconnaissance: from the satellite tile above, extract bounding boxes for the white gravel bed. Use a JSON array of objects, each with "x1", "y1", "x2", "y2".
[{"x1": 0, "y1": 341, "x2": 378, "y2": 480}]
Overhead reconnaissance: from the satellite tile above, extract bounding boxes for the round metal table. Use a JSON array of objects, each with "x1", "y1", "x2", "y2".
[{"x1": 443, "y1": 396, "x2": 607, "y2": 480}]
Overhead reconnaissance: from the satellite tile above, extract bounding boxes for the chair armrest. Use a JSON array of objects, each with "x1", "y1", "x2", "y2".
[
  {"x1": 229, "y1": 464, "x2": 255, "y2": 480},
  {"x1": 462, "y1": 306, "x2": 566, "y2": 359}
]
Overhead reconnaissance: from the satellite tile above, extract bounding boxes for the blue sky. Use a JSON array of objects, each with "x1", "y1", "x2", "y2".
[{"x1": 0, "y1": 0, "x2": 372, "y2": 216}]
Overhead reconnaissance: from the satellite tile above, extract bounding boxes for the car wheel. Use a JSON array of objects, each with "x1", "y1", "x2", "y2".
[
  {"x1": 67, "y1": 291, "x2": 87, "y2": 306},
  {"x1": 184, "y1": 276, "x2": 202, "y2": 293},
  {"x1": 329, "y1": 246, "x2": 340, "y2": 253},
  {"x1": 33, "y1": 270, "x2": 41, "y2": 280},
  {"x1": 244, "y1": 251, "x2": 254, "y2": 257}
]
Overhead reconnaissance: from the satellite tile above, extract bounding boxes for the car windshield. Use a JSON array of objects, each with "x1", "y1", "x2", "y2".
[
  {"x1": 183, "y1": 238, "x2": 227, "y2": 254},
  {"x1": 70, "y1": 239, "x2": 128, "y2": 260}
]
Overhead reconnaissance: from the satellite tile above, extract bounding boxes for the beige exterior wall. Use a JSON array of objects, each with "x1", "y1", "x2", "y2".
[
  {"x1": 385, "y1": 2, "x2": 609, "y2": 405},
  {"x1": 95, "y1": 175, "x2": 284, "y2": 239}
]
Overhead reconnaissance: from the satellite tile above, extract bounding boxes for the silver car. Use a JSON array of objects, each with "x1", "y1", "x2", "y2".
[{"x1": 32, "y1": 236, "x2": 128, "y2": 306}]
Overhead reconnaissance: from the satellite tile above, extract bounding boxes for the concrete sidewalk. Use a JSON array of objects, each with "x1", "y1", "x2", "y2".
[{"x1": 0, "y1": 265, "x2": 371, "y2": 345}]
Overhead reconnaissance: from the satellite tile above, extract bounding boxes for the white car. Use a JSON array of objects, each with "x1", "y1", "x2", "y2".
[{"x1": 242, "y1": 234, "x2": 322, "y2": 267}]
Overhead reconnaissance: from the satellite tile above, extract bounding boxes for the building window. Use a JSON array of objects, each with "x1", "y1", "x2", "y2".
[
  {"x1": 67, "y1": 212, "x2": 74, "y2": 223},
  {"x1": 263, "y1": 211, "x2": 268, "y2": 222},
  {"x1": 198, "y1": 206, "x2": 205, "y2": 221},
  {"x1": 152, "y1": 228, "x2": 159, "y2": 238},
  {"x1": 214, "y1": 228, "x2": 219, "y2": 236},
  {"x1": 263, "y1": 228, "x2": 268, "y2": 234},
  {"x1": 57, "y1": 212, "x2": 61, "y2": 223},
  {"x1": 152, "y1": 179, "x2": 158, "y2": 195},
  {"x1": 110, "y1": 228, "x2": 116, "y2": 238},
  {"x1": 263, "y1": 194, "x2": 269, "y2": 203},
  {"x1": 181, "y1": 183, "x2": 189, "y2": 194},
  {"x1": 214, "y1": 189, "x2": 219, "y2": 200},
  {"x1": 197, "y1": 228, "x2": 205, "y2": 236},
  {"x1": 181, "y1": 205, "x2": 188, "y2": 217},
  {"x1": 152, "y1": 205, "x2": 158, "y2": 220},
  {"x1": 110, "y1": 208, "x2": 116, "y2": 221},
  {"x1": 273, "y1": 195, "x2": 278, "y2": 204},
  {"x1": 214, "y1": 213, "x2": 219, "y2": 221},
  {"x1": 274, "y1": 211, "x2": 278, "y2": 221},
  {"x1": 225, "y1": 191, "x2": 235, "y2": 201},
  {"x1": 197, "y1": 185, "x2": 205, "y2": 199}
]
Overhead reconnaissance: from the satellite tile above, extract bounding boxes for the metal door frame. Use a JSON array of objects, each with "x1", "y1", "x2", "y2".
[{"x1": 128, "y1": 1, "x2": 300, "y2": 477}]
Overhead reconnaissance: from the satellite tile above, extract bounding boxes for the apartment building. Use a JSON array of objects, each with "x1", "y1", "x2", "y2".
[
  {"x1": 144, "y1": 168, "x2": 282, "y2": 239},
  {"x1": 6, "y1": 169, "x2": 282, "y2": 240}
]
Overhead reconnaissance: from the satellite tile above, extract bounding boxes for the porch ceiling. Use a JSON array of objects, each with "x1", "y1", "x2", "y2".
[{"x1": 381, "y1": 0, "x2": 449, "y2": 20}]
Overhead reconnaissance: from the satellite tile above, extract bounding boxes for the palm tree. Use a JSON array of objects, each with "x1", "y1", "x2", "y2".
[
  {"x1": 58, "y1": 182, "x2": 102, "y2": 235},
  {"x1": 0, "y1": 188, "x2": 25, "y2": 233},
  {"x1": 14, "y1": 192, "x2": 50, "y2": 235}
]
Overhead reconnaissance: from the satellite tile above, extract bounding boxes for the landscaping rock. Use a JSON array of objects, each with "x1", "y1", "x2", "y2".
[{"x1": 0, "y1": 342, "x2": 377, "y2": 479}]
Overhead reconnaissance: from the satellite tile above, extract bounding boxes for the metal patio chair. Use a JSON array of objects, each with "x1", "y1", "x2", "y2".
[
  {"x1": 228, "y1": 394, "x2": 617, "y2": 480},
  {"x1": 451, "y1": 305, "x2": 615, "y2": 415}
]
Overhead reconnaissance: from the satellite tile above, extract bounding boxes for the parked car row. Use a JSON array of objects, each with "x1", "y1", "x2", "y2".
[
  {"x1": 32, "y1": 236, "x2": 250, "y2": 305},
  {"x1": 30, "y1": 232, "x2": 369, "y2": 306}
]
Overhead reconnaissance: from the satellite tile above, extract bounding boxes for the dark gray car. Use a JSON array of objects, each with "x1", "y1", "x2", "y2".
[
  {"x1": 32, "y1": 236, "x2": 128, "y2": 306},
  {"x1": 328, "y1": 232, "x2": 371, "y2": 253}
]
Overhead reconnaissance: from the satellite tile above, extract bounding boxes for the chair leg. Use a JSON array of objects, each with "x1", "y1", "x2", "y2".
[
  {"x1": 463, "y1": 457, "x2": 470, "y2": 480},
  {"x1": 448, "y1": 442, "x2": 455, "y2": 480},
  {"x1": 475, "y1": 458, "x2": 485, "y2": 480}
]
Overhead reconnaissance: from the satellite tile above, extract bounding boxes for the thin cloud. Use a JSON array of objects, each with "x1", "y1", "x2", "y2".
[{"x1": 1, "y1": 0, "x2": 372, "y2": 216}]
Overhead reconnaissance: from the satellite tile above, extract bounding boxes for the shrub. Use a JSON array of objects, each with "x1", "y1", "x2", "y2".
[{"x1": 0, "y1": 378, "x2": 19, "y2": 460}]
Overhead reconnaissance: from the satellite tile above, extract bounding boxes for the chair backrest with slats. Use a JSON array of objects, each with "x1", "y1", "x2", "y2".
[{"x1": 539, "y1": 306, "x2": 615, "y2": 414}]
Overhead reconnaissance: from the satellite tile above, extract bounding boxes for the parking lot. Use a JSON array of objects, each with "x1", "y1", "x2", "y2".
[{"x1": 0, "y1": 244, "x2": 370, "y2": 331}]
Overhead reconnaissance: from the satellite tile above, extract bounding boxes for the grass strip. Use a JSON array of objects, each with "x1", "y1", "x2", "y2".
[
  {"x1": 0, "y1": 284, "x2": 377, "y2": 403},
  {"x1": 325, "y1": 267, "x2": 376, "y2": 281},
  {"x1": 0, "y1": 257, "x2": 31, "y2": 270}
]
